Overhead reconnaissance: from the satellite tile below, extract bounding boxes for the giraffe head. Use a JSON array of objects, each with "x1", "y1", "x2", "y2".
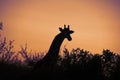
[{"x1": 59, "y1": 25, "x2": 74, "y2": 41}]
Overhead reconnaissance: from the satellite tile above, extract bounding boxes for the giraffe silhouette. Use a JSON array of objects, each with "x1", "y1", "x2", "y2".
[{"x1": 34, "y1": 25, "x2": 74, "y2": 70}]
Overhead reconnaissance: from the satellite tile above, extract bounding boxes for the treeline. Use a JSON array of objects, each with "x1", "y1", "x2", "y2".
[{"x1": 0, "y1": 38, "x2": 120, "y2": 80}]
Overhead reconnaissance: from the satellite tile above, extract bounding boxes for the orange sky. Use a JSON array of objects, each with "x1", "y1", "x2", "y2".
[{"x1": 0, "y1": 0, "x2": 120, "y2": 54}]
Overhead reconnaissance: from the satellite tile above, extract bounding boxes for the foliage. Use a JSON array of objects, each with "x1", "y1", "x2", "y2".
[{"x1": 0, "y1": 38, "x2": 120, "y2": 80}]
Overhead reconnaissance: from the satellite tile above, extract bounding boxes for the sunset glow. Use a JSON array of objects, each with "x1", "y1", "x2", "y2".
[{"x1": 0, "y1": 0, "x2": 120, "y2": 54}]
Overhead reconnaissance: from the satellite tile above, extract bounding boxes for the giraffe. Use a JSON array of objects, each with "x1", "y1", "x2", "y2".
[{"x1": 34, "y1": 25, "x2": 74, "y2": 70}]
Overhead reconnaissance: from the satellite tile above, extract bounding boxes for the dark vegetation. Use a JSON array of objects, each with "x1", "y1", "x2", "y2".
[{"x1": 0, "y1": 38, "x2": 120, "y2": 80}]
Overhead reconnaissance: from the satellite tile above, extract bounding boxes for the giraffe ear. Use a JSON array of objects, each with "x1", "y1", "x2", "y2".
[
  {"x1": 59, "y1": 27, "x2": 63, "y2": 32},
  {"x1": 70, "y1": 30, "x2": 74, "y2": 34}
]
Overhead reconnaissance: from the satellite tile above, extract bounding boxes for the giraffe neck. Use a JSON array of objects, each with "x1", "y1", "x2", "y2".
[
  {"x1": 37, "y1": 32, "x2": 65, "y2": 66},
  {"x1": 47, "y1": 33, "x2": 64, "y2": 56},
  {"x1": 34, "y1": 33, "x2": 65, "y2": 69}
]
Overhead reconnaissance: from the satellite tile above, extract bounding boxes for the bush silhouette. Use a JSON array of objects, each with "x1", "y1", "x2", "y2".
[{"x1": 0, "y1": 37, "x2": 120, "y2": 80}]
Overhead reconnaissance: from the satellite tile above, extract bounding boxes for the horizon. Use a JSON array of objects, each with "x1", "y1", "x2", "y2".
[{"x1": 0, "y1": 0, "x2": 120, "y2": 54}]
